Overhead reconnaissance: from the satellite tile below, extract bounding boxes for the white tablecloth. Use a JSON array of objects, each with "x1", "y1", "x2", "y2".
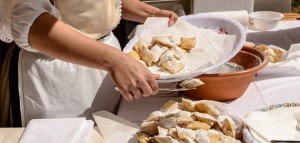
[
  {"x1": 117, "y1": 21, "x2": 300, "y2": 124},
  {"x1": 0, "y1": 127, "x2": 104, "y2": 143},
  {"x1": 247, "y1": 21, "x2": 300, "y2": 50}
]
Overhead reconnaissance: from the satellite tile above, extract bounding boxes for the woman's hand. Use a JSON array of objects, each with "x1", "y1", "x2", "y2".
[
  {"x1": 121, "y1": 0, "x2": 178, "y2": 26},
  {"x1": 109, "y1": 54, "x2": 159, "y2": 101},
  {"x1": 152, "y1": 9, "x2": 178, "y2": 27}
]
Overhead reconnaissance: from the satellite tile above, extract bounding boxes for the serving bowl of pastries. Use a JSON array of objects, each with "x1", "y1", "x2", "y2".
[
  {"x1": 124, "y1": 15, "x2": 246, "y2": 83},
  {"x1": 136, "y1": 98, "x2": 243, "y2": 143}
]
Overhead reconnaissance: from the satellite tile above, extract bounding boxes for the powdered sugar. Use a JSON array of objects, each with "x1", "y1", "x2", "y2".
[{"x1": 206, "y1": 62, "x2": 244, "y2": 74}]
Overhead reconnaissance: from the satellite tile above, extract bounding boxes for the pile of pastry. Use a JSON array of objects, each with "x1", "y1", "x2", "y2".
[
  {"x1": 128, "y1": 36, "x2": 196, "y2": 74},
  {"x1": 255, "y1": 45, "x2": 286, "y2": 63},
  {"x1": 244, "y1": 42, "x2": 286, "y2": 63},
  {"x1": 137, "y1": 98, "x2": 241, "y2": 143}
]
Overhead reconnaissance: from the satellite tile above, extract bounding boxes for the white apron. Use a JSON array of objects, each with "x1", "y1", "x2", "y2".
[{"x1": 18, "y1": 0, "x2": 122, "y2": 126}]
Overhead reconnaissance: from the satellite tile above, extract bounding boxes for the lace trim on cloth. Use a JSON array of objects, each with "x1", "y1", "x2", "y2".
[
  {"x1": 111, "y1": 0, "x2": 122, "y2": 31},
  {"x1": 0, "y1": 0, "x2": 14, "y2": 43}
]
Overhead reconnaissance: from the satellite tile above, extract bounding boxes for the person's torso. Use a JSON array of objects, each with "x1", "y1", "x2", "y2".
[{"x1": 54, "y1": 0, "x2": 122, "y2": 40}]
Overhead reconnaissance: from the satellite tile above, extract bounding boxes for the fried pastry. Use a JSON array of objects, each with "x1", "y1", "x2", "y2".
[
  {"x1": 163, "y1": 110, "x2": 181, "y2": 118},
  {"x1": 137, "y1": 98, "x2": 240, "y2": 143},
  {"x1": 168, "y1": 36, "x2": 181, "y2": 46},
  {"x1": 134, "y1": 39, "x2": 144, "y2": 51},
  {"x1": 179, "y1": 37, "x2": 196, "y2": 50},
  {"x1": 207, "y1": 133, "x2": 222, "y2": 143},
  {"x1": 159, "y1": 117, "x2": 178, "y2": 129},
  {"x1": 218, "y1": 134, "x2": 240, "y2": 143},
  {"x1": 162, "y1": 59, "x2": 185, "y2": 74},
  {"x1": 154, "y1": 136, "x2": 179, "y2": 143},
  {"x1": 176, "y1": 117, "x2": 194, "y2": 125},
  {"x1": 134, "y1": 40, "x2": 154, "y2": 66},
  {"x1": 176, "y1": 110, "x2": 192, "y2": 117},
  {"x1": 157, "y1": 126, "x2": 168, "y2": 137},
  {"x1": 168, "y1": 128, "x2": 177, "y2": 138},
  {"x1": 175, "y1": 111, "x2": 194, "y2": 125},
  {"x1": 182, "y1": 137, "x2": 196, "y2": 143},
  {"x1": 151, "y1": 45, "x2": 167, "y2": 63},
  {"x1": 141, "y1": 121, "x2": 160, "y2": 136},
  {"x1": 152, "y1": 36, "x2": 174, "y2": 48},
  {"x1": 273, "y1": 48, "x2": 284, "y2": 62},
  {"x1": 157, "y1": 50, "x2": 174, "y2": 65},
  {"x1": 192, "y1": 112, "x2": 217, "y2": 125},
  {"x1": 218, "y1": 115, "x2": 236, "y2": 138},
  {"x1": 137, "y1": 132, "x2": 151, "y2": 143},
  {"x1": 195, "y1": 102, "x2": 220, "y2": 116},
  {"x1": 196, "y1": 130, "x2": 210, "y2": 143},
  {"x1": 161, "y1": 100, "x2": 179, "y2": 112},
  {"x1": 255, "y1": 44, "x2": 268, "y2": 52},
  {"x1": 171, "y1": 46, "x2": 186, "y2": 59},
  {"x1": 187, "y1": 121, "x2": 211, "y2": 130},
  {"x1": 149, "y1": 137, "x2": 159, "y2": 143},
  {"x1": 127, "y1": 51, "x2": 141, "y2": 60},
  {"x1": 179, "y1": 79, "x2": 204, "y2": 89},
  {"x1": 145, "y1": 111, "x2": 164, "y2": 122},
  {"x1": 176, "y1": 126, "x2": 197, "y2": 140},
  {"x1": 182, "y1": 98, "x2": 196, "y2": 112}
]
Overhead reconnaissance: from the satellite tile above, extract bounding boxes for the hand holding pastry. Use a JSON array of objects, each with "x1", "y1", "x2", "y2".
[{"x1": 109, "y1": 53, "x2": 159, "y2": 101}]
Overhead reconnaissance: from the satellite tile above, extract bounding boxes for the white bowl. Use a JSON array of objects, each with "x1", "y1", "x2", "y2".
[
  {"x1": 249, "y1": 11, "x2": 283, "y2": 30},
  {"x1": 124, "y1": 14, "x2": 246, "y2": 83}
]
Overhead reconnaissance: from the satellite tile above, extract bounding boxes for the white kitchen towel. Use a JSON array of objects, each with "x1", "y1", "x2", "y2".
[
  {"x1": 243, "y1": 107, "x2": 300, "y2": 142},
  {"x1": 19, "y1": 118, "x2": 94, "y2": 143},
  {"x1": 93, "y1": 111, "x2": 139, "y2": 143}
]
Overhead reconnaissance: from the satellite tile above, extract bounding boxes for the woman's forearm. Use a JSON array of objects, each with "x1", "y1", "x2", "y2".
[
  {"x1": 28, "y1": 13, "x2": 123, "y2": 71},
  {"x1": 28, "y1": 12, "x2": 159, "y2": 100},
  {"x1": 121, "y1": 0, "x2": 160, "y2": 22}
]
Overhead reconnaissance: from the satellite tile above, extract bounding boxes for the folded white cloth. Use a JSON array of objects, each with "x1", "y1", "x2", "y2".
[
  {"x1": 93, "y1": 111, "x2": 139, "y2": 143},
  {"x1": 243, "y1": 106, "x2": 300, "y2": 142},
  {"x1": 19, "y1": 118, "x2": 94, "y2": 143}
]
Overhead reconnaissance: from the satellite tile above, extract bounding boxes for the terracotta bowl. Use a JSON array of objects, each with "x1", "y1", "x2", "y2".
[{"x1": 184, "y1": 47, "x2": 268, "y2": 101}]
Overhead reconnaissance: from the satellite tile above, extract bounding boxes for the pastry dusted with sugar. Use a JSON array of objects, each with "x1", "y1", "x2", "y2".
[
  {"x1": 179, "y1": 79, "x2": 204, "y2": 89},
  {"x1": 162, "y1": 59, "x2": 185, "y2": 74},
  {"x1": 158, "y1": 50, "x2": 175, "y2": 65},
  {"x1": 180, "y1": 37, "x2": 196, "y2": 50},
  {"x1": 171, "y1": 46, "x2": 186, "y2": 59},
  {"x1": 136, "y1": 98, "x2": 242, "y2": 143},
  {"x1": 152, "y1": 36, "x2": 174, "y2": 48},
  {"x1": 151, "y1": 45, "x2": 168, "y2": 63},
  {"x1": 134, "y1": 40, "x2": 154, "y2": 66}
]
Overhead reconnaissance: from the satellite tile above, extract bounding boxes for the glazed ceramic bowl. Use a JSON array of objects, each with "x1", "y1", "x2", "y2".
[
  {"x1": 184, "y1": 47, "x2": 268, "y2": 101},
  {"x1": 249, "y1": 11, "x2": 283, "y2": 30}
]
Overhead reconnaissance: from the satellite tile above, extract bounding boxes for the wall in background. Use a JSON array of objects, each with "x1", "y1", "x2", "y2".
[
  {"x1": 254, "y1": 0, "x2": 292, "y2": 12},
  {"x1": 192, "y1": 0, "x2": 254, "y2": 13}
]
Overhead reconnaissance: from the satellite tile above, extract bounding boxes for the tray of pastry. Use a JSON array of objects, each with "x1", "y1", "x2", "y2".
[
  {"x1": 124, "y1": 15, "x2": 246, "y2": 83},
  {"x1": 136, "y1": 98, "x2": 243, "y2": 143}
]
